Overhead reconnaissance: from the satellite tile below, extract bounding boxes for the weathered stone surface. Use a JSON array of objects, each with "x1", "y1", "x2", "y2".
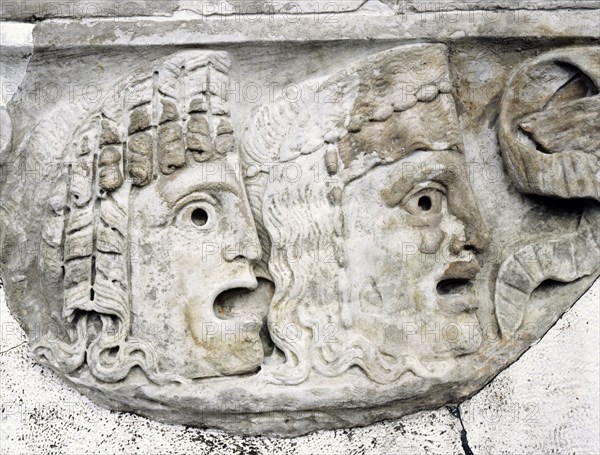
[
  {"x1": 0, "y1": 0, "x2": 368, "y2": 21},
  {"x1": 381, "y1": 0, "x2": 600, "y2": 12},
  {"x1": 30, "y1": 10, "x2": 600, "y2": 49},
  {"x1": 0, "y1": 1, "x2": 599, "y2": 444},
  {"x1": 3, "y1": 0, "x2": 599, "y2": 21}
]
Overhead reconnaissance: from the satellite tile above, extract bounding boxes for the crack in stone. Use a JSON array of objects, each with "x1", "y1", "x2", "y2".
[
  {"x1": 448, "y1": 404, "x2": 475, "y2": 455},
  {"x1": 0, "y1": 341, "x2": 26, "y2": 355}
]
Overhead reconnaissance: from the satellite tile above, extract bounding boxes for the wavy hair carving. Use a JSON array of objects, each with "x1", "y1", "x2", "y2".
[{"x1": 35, "y1": 51, "x2": 234, "y2": 385}]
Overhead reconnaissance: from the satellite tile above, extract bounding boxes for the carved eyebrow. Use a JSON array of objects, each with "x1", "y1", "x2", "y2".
[
  {"x1": 380, "y1": 164, "x2": 449, "y2": 208},
  {"x1": 173, "y1": 191, "x2": 220, "y2": 211},
  {"x1": 161, "y1": 181, "x2": 241, "y2": 208}
]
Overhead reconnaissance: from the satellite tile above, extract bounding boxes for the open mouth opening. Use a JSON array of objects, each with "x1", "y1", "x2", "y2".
[
  {"x1": 213, "y1": 279, "x2": 276, "y2": 358},
  {"x1": 214, "y1": 287, "x2": 254, "y2": 319},
  {"x1": 437, "y1": 278, "x2": 473, "y2": 296}
]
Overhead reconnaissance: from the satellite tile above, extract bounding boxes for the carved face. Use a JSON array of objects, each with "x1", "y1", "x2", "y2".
[
  {"x1": 342, "y1": 150, "x2": 488, "y2": 360},
  {"x1": 129, "y1": 155, "x2": 264, "y2": 378}
]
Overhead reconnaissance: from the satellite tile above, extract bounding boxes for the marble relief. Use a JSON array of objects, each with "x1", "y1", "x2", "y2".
[{"x1": 0, "y1": 43, "x2": 598, "y2": 436}]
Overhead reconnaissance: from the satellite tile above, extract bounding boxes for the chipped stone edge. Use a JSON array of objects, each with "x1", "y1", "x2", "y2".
[{"x1": 23, "y1": 9, "x2": 600, "y2": 50}]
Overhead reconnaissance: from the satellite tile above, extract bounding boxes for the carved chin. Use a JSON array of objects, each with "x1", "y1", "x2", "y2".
[
  {"x1": 206, "y1": 336, "x2": 265, "y2": 376},
  {"x1": 436, "y1": 312, "x2": 483, "y2": 356}
]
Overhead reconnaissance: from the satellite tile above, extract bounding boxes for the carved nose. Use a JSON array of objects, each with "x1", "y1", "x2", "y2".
[
  {"x1": 448, "y1": 204, "x2": 490, "y2": 255},
  {"x1": 466, "y1": 224, "x2": 490, "y2": 253},
  {"x1": 223, "y1": 230, "x2": 262, "y2": 263},
  {"x1": 451, "y1": 226, "x2": 489, "y2": 255},
  {"x1": 450, "y1": 236, "x2": 465, "y2": 255},
  {"x1": 446, "y1": 173, "x2": 490, "y2": 255}
]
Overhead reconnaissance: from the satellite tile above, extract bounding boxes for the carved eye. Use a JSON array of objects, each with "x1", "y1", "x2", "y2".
[
  {"x1": 175, "y1": 201, "x2": 216, "y2": 230},
  {"x1": 402, "y1": 184, "x2": 445, "y2": 216},
  {"x1": 191, "y1": 208, "x2": 209, "y2": 227}
]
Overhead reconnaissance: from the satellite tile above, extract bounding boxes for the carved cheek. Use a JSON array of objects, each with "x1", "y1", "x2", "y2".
[
  {"x1": 419, "y1": 227, "x2": 446, "y2": 254},
  {"x1": 406, "y1": 214, "x2": 445, "y2": 254}
]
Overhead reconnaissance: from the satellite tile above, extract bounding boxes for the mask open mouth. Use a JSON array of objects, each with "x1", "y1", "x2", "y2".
[
  {"x1": 437, "y1": 261, "x2": 480, "y2": 292},
  {"x1": 214, "y1": 287, "x2": 258, "y2": 319},
  {"x1": 213, "y1": 278, "x2": 275, "y2": 357},
  {"x1": 436, "y1": 278, "x2": 473, "y2": 295},
  {"x1": 436, "y1": 261, "x2": 481, "y2": 313}
]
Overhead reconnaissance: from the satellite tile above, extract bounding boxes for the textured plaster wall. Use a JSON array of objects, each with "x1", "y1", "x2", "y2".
[{"x1": 1, "y1": 280, "x2": 598, "y2": 454}]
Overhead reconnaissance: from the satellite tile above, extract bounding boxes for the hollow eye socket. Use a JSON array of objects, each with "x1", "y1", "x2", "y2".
[
  {"x1": 191, "y1": 208, "x2": 209, "y2": 227},
  {"x1": 418, "y1": 195, "x2": 432, "y2": 211},
  {"x1": 402, "y1": 185, "x2": 445, "y2": 216},
  {"x1": 175, "y1": 201, "x2": 216, "y2": 230}
]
